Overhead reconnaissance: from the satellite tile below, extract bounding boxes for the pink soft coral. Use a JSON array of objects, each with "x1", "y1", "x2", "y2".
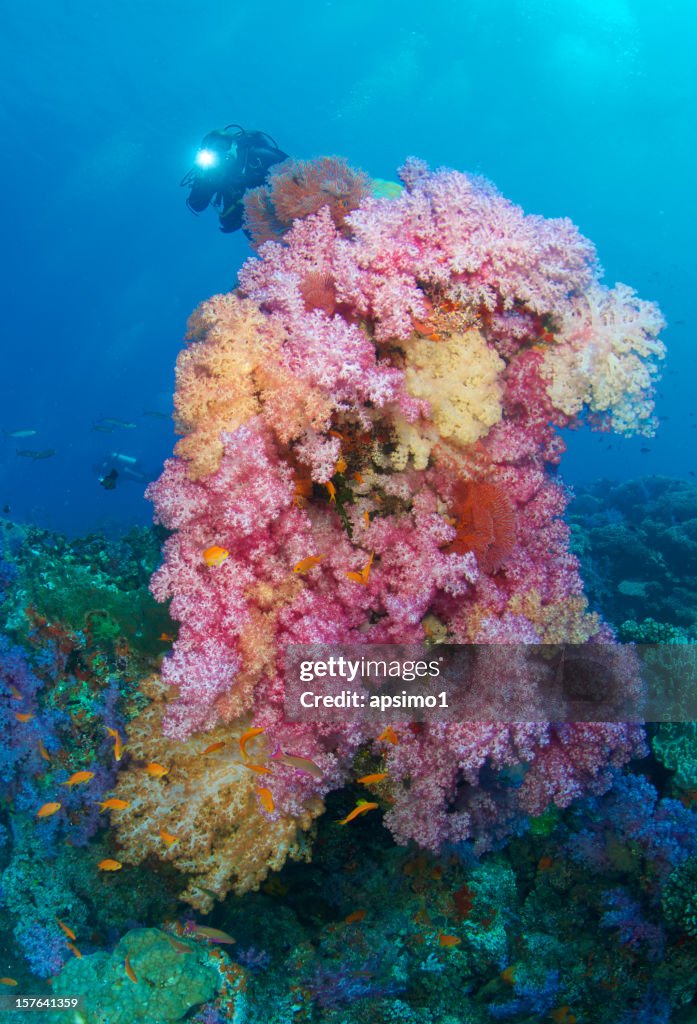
[{"x1": 142, "y1": 157, "x2": 663, "y2": 878}]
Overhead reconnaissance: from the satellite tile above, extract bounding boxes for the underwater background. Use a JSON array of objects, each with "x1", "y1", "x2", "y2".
[{"x1": 1, "y1": 0, "x2": 697, "y2": 1022}]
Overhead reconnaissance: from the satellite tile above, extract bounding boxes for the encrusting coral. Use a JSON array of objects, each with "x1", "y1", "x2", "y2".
[{"x1": 120, "y1": 156, "x2": 664, "y2": 894}]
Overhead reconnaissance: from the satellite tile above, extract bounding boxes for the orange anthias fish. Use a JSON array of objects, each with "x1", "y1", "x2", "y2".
[
  {"x1": 160, "y1": 828, "x2": 179, "y2": 848},
  {"x1": 0, "y1": 977, "x2": 18, "y2": 985},
  {"x1": 106, "y1": 727, "x2": 124, "y2": 761},
  {"x1": 256, "y1": 787, "x2": 275, "y2": 813},
  {"x1": 293, "y1": 555, "x2": 325, "y2": 575},
  {"x1": 38, "y1": 739, "x2": 51, "y2": 762},
  {"x1": 378, "y1": 726, "x2": 399, "y2": 745},
  {"x1": 56, "y1": 919, "x2": 77, "y2": 941},
  {"x1": 200, "y1": 740, "x2": 226, "y2": 756},
  {"x1": 145, "y1": 762, "x2": 168, "y2": 778},
  {"x1": 14, "y1": 711, "x2": 34, "y2": 723},
  {"x1": 98, "y1": 798, "x2": 130, "y2": 812},
  {"x1": 357, "y1": 772, "x2": 388, "y2": 785},
  {"x1": 66, "y1": 942, "x2": 82, "y2": 959},
  {"x1": 338, "y1": 801, "x2": 378, "y2": 825},
  {"x1": 63, "y1": 771, "x2": 95, "y2": 789},
  {"x1": 438, "y1": 933, "x2": 461, "y2": 947},
  {"x1": 325, "y1": 481, "x2": 336, "y2": 503},
  {"x1": 167, "y1": 935, "x2": 194, "y2": 955},
  {"x1": 202, "y1": 545, "x2": 229, "y2": 567},
  {"x1": 125, "y1": 954, "x2": 138, "y2": 983},
  {"x1": 97, "y1": 859, "x2": 123, "y2": 871},
  {"x1": 159, "y1": 632, "x2": 175, "y2": 642},
  {"x1": 9, "y1": 686, "x2": 23, "y2": 700},
  {"x1": 239, "y1": 727, "x2": 265, "y2": 761},
  {"x1": 346, "y1": 551, "x2": 374, "y2": 585},
  {"x1": 345, "y1": 909, "x2": 367, "y2": 924},
  {"x1": 245, "y1": 763, "x2": 272, "y2": 775},
  {"x1": 334, "y1": 456, "x2": 347, "y2": 474},
  {"x1": 36, "y1": 802, "x2": 61, "y2": 818}
]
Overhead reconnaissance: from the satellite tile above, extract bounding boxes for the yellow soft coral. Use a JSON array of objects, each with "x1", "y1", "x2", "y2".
[
  {"x1": 507, "y1": 591, "x2": 600, "y2": 644},
  {"x1": 402, "y1": 329, "x2": 504, "y2": 453},
  {"x1": 174, "y1": 294, "x2": 331, "y2": 479},
  {"x1": 110, "y1": 676, "x2": 323, "y2": 911}
]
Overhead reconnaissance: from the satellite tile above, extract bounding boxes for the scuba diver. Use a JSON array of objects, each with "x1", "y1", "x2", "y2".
[{"x1": 181, "y1": 124, "x2": 289, "y2": 233}]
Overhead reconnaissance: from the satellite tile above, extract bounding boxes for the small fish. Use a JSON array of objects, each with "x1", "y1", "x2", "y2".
[
  {"x1": 640, "y1": 447, "x2": 651, "y2": 453},
  {"x1": 145, "y1": 762, "x2": 168, "y2": 778},
  {"x1": 0, "y1": 977, "x2": 19, "y2": 985},
  {"x1": 143, "y1": 409, "x2": 169, "y2": 420},
  {"x1": 36, "y1": 802, "x2": 61, "y2": 818},
  {"x1": 338, "y1": 801, "x2": 378, "y2": 825},
  {"x1": 97, "y1": 859, "x2": 122, "y2": 871},
  {"x1": 500, "y1": 966, "x2": 516, "y2": 985},
  {"x1": 378, "y1": 726, "x2": 398, "y2": 745},
  {"x1": 192, "y1": 925, "x2": 235, "y2": 944},
  {"x1": 354, "y1": 471, "x2": 365, "y2": 484},
  {"x1": 98, "y1": 798, "x2": 131, "y2": 812},
  {"x1": 200, "y1": 740, "x2": 226, "y2": 756},
  {"x1": 438, "y1": 933, "x2": 461, "y2": 947},
  {"x1": 328, "y1": 429, "x2": 345, "y2": 440},
  {"x1": 125, "y1": 954, "x2": 137, "y2": 983},
  {"x1": 346, "y1": 551, "x2": 374, "y2": 585},
  {"x1": 293, "y1": 555, "x2": 325, "y2": 575},
  {"x1": 160, "y1": 828, "x2": 179, "y2": 848},
  {"x1": 203, "y1": 545, "x2": 229, "y2": 567},
  {"x1": 325, "y1": 481, "x2": 336, "y2": 502},
  {"x1": 106, "y1": 727, "x2": 124, "y2": 761},
  {"x1": 92, "y1": 424, "x2": 115, "y2": 434},
  {"x1": 66, "y1": 942, "x2": 82, "y2": 959},
  {"x1": 63, "y1": 771, "x2": 95, "y2": 789},
  {"x1": 239, "y1": 727, "x2": 265, "y2": 761},
  {"x1": 345, "y1": 909, "x2": 366, "y2": 924},
  {"x1": 16, "y1": 449, "x2": 56, "y2": 460},
  {"x1": 102, "y1": 418, "x2": 137, "y2": 429},
  {"x1": 270, "y1": 746, "x2": 323, "y2": 779},
  {"x1": 159, "y1": 632, "x2": 175, "y2": 642},
  {"x1": 357, "y1": 772, "x2": 388, "y2": 785},
  {"x1": 8, "y1": 685, "x2": 22, "y2": 700},
  {"x1": 4, "y1": 429, "x2": 37, "y2": 438},
  {"x1": 334, "y1": 456, "x2": 347, "y2": 474},
  {"x1": 363, "y1": 510, "x2": 370, "y2": 528},
  {"x1": 537, "y1": 856, "x2": 554, "y2": 871},
  {"x1": 257, "y1": 786, "x2": 275, "y2": 813},
  {"x1": 245, "y1": 763, "x2": 272, "y2": 775},
  {"x1": 14, "y1": 711, "x2": 34, "y2": 722},
  {"x1": 167, "y1": 935, "x2": 194, "y2": 954},
  {"x1": 38, "y1": 738, "x2": 51, "y2": 762},
  {"x1": 56, "y1": 919, "x2": 77, "y2": 941}
]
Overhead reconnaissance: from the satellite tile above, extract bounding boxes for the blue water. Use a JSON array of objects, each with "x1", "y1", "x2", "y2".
[{"x1": 0, "y1": 0, "x2": 695, "y2": 535}]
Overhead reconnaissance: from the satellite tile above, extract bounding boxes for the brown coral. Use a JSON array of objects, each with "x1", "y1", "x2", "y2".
[{"x1": 242, "y1": 157, "x2": 372, "y2": 247}]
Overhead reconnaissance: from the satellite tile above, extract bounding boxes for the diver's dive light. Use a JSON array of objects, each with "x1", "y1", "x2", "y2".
[{"x1": 195, "y1": 148, "x2": 218, "y2": 169}]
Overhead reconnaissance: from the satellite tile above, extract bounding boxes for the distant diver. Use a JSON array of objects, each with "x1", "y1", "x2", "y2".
[
  {"x1": 99, "y1": 468, "x2": 118, "y2": 491},
  {"x1": 181, "y1": 124, "x2": 288, "y2": 233}
]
